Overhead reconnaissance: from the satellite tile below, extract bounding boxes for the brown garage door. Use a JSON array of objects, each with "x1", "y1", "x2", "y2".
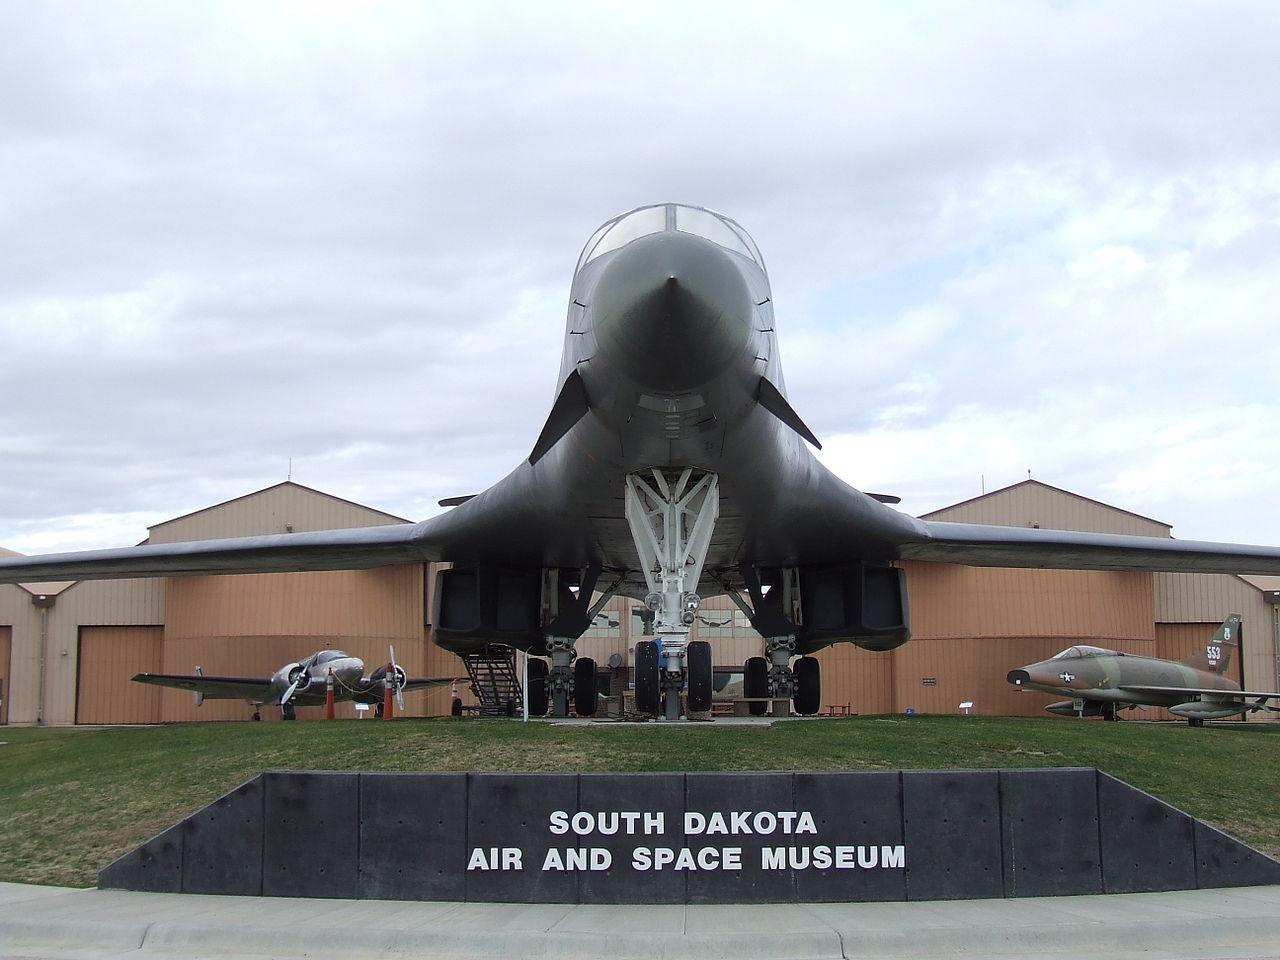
[
  {"x1": 76, "y1": 626, "x2": 164, "y2": 724},
  {"x1": 0, "y1": 626, "x2": 10, "y2": 725}
]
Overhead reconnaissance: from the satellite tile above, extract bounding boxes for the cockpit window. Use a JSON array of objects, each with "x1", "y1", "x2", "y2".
[
  {"x1": 675, "y1": 205, "x2": 756, "y2": 261},
  {"x1": 581, "y1": 206, "x2": 666, "y2": 267},
  {"x1": 313, "y1": 650, "x2": 349, "y2": 665},
  {"x1": 577, "y1": 203, "x2": 765, "y2": 273},
  {"x1": 1050, "y1": 645, "x2": 1116, "y2": 660}
]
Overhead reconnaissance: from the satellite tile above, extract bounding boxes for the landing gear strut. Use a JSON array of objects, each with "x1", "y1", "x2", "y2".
[
  {"x1": 625, "y1": 468, "x2": 719, "y2": 721},
  {"x1": 545, "y1": 636, "x2": 599, "y2": 719}
]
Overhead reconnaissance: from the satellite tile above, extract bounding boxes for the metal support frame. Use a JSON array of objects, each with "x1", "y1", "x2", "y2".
[{"x1": 625, "y1": 467, "x2": 719, "y2": 721}]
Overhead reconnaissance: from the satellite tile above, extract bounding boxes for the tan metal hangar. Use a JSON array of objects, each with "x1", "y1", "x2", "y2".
[{"x1": 1, "y1": 478, "x2": 1276, "y2": 725}]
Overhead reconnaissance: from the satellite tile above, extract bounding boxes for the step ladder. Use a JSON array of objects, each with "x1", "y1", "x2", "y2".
[{"x1": 461, "y1": 644, "x2": 522, "y2": 716}]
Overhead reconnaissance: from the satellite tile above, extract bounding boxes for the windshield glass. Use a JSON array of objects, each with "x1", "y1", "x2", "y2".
[
  {"x1": 1050, "y1": 645, "x2": 1115, "y2": 660},
  {"x1": 577, "y1": 204, "x2": 764, "y2": 272},
  {"x1": 313, "y1": 650, "x2": 349, "y2": 665},
  {"x1": 674, "y1": 205, "x2": 756, "y2": 260},
  {"x1": 581, "y1": 206, "x2": 666, "y2": 267}
]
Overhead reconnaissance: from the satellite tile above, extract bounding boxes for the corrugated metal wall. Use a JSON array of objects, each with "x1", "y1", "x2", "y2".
[
  {"x1": 76, "y1": 626, "x2": 163, "y2": 724},
  {"x1": 0, "y1": 626, "x2": 10, "y2": 724},
  {"x1": 904, "y1": 562, "x2": 1156, "y2": 642}
]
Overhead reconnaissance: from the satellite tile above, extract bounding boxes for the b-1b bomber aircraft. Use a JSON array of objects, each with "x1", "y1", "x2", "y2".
[
  {"x1": 4, "y1": 203, "x2": 1280, "y2": 721},
  {"x1": 1007, "y1": 615, "x2": 1280, "y2": 725},
  {"x1": 132, "y1": 647, "x2": 453, "y2": 720}
]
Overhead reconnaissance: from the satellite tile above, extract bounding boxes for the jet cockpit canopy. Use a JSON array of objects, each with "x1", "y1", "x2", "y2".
[
  {"x1": 1050, "y1": 644, "x2": 1120, "y2": 660},
  {"x1": 575, "y1": 203, "x2": 765, "y2": 274}
]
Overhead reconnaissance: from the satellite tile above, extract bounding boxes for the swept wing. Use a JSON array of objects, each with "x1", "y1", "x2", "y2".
[
  {"x1": 899, "y1": 520, "x2": 1280, "y2": 575},
  {"x1": 1117, "y1": 685, "x2": 1280, "y2": 699}
]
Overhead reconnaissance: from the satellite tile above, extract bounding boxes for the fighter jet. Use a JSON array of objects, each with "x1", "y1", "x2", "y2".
[
  {"x1": 4, "y1": 203, "x2": 1280, "y2": 721},
  {"x1": 1006, "y1": 615, "x2": 1280, "y2": 725},
  {"x1": 133, "y1": 647, "x2": 453, "y2": 720}
]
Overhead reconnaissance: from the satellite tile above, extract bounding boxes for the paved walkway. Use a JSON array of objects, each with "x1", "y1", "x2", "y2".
[{"x1": 2, "y1": 881, "x2": 1278, "y2": 959}]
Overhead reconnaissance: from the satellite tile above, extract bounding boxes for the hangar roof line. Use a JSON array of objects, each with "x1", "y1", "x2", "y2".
[
  {"x1": 921, "y1": 479, "x2": 1172, "y2": 532},
  {"x1": 147, "y1": 480, "x2": 412, "y2": 534}
]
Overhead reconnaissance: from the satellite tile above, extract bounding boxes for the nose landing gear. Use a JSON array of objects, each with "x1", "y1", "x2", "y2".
[{"x1": 624, "y1": 468, "x2": 719, "y2": 721}]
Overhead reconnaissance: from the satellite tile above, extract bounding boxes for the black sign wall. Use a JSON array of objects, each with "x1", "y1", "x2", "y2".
[{"x1": 100, "y1": 768, "x2": 1280, "y2": 903}]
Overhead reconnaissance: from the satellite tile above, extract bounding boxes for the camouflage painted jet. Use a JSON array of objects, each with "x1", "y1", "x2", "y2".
[
  {"x1": 133, "y1": 647, "x2": 452, "y2": 720},
  {"x1": 4, "y1": 203, "x2": 1280, "y2": 722},
  {"x1": 1006, "y1": 615, "x2": 1280, "y2": 725}
]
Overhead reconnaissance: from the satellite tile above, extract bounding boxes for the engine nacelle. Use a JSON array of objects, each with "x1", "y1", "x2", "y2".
[
  {"x1": 1168, "y1": 700, "x2": 1245, "y2": 720},
  {"x1": 432, "y1": 565, "x2": 545, "y2": 652},
  {"x1": 750, "y1": 562, "x2": 911, "y2": 654}
]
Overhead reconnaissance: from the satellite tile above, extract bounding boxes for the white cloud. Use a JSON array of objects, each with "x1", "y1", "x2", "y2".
[{"x1": 1, "y1": 0, "x2": 1279, "y2": 553}]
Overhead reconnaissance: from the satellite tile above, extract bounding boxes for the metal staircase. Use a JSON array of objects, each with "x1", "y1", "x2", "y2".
[{"x1": 461, "y1": 644, "x2": 522, "y2": 716}]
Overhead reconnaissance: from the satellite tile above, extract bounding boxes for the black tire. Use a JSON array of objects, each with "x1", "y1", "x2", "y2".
[
  {"x1": 526, "y1": 658, "x2": 548, "y2": 717},
  {"x1": 450, "y1": 697, "x2": 463, "y2": 717},
  {"x1": 793, "y1": 656, "x2": 820, "y2": 716},
  {"x1": 574, "y1": 657, "x2": 599, "y2": 716},
  {"x1": 634, "y1": 640, "x2": 660, "y2": 715},
  {"x1": 1189, "y1": 717, "x2": 1205, "y2": 727},
  {"x1": 686, "y1": 641, "x2": 713, "y2": 713},
  {"x1": 744, "y1": 656, "x2": 769, "y2": 716},
  {"x1": 282, "y1": 703, "x2": 297, "y2": 721},
  {"x1": 251, "y1": 711, "x2": 261, "y2": 722}
]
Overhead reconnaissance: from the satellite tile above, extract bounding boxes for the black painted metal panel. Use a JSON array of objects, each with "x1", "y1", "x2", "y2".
[
  {"x1": 262, "y1": 771, "x2": 359, "y2": 899},
  {"x1": 464, "y1": 772, "x2": 578, "y2": 903},
  {"x1": 100, "y1": 768, "x2": 1280, "y2": 904},
  {"x1": 684, "y1": 771, "x2": 795, "y2": 904},
  {"x1": 902, "y1": 770, "x2": 1003, "y2": 901},
  {"x1": 359, "y1": 773, "x2": 467, "y2": 901},
  {"x1": 182, "y1": 776, "x2": 264, "y2": 896},
  {"x1": 1097, "y1": 772, "x2": 1196, "y2": 893},
  {"x1": 98, "y1": 822, "x2": 183, "y2": 893},
  {"x1": 792, "y1": 771, "x2": 906, "y2": 902},
  {"x1": 1000, "y1": 768, "x2": 1101, "y2": 897},
  {"x1": 1194, "y1": 820, "x2": 1280, "y2": 889},
  {"x1": 576, "y1": 772, "x2": 687, "y2": 904}
]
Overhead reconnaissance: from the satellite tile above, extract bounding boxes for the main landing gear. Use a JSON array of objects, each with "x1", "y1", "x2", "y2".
[
  {"x1": 543, "y1": 637, "x2": 600, "y2": 719},
  {"x1": 742, "y1": 646, "x2": 821, "y2": 717}
]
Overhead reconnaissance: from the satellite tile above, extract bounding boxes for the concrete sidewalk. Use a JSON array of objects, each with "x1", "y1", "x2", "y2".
[{"x1": 2, "y1": 882, "x2": 1278, "y2": 960}]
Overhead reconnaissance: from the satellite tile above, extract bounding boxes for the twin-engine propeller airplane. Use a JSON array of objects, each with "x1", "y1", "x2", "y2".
[
  {"x1": 4, "y1": 203, "x2": 1280, "y2": 721},
  {"x1": 1007, "y1": 615, "x2": 1280, "y2": 725},
  {"x1": 132, "y1": 647, "x2": 453, "y2": 720}
]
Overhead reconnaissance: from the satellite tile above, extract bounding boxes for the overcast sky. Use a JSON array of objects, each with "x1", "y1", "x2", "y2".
[{"x1": 2, "y1": 0, "x2": 1278, "y2": 555}]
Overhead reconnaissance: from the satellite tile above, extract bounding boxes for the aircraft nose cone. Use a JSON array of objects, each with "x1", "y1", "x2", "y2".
[
  {"x1": 1007, "y1": 669, "x2": 1030, "y2": 686},
  {"x1": 592, "y1": 231, "x2": 754, "y2": 393}
]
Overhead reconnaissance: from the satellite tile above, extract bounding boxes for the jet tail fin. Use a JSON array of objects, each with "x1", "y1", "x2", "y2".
[
  {"x1": 1179, "y1": 614, "x2": 1241, "y2": 675},
  {"x1": 529, "y1": 370, "x2": 591, "y2": 464}
]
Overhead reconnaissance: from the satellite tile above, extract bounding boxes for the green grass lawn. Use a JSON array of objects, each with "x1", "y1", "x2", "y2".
[{"x1": 1, "y1": 715, "x2": 1277, "y2": 888}]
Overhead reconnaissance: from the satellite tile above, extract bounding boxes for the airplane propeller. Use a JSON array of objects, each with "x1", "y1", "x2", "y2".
[
  {"x1": 280, "y1": 664, "x2": 308, "y2": 705},
  {"x1": 389, "y1": 645, "x2": 406, "y2": 712}
]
